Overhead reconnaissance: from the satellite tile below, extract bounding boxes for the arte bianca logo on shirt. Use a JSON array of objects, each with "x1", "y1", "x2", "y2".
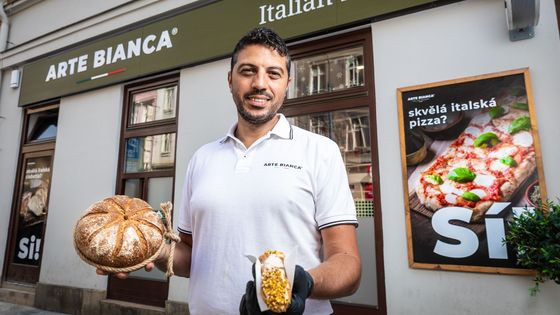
[{"x1": 263, "y1": 162, "x2": 303, "y2": 170}]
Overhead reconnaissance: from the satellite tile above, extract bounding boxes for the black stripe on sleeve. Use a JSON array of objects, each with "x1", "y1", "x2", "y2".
[
  {"x1": 318, "y1": 220, "x2": 359, "y2": 230},
  {"x1": 177, "y1": 226, "x2": 192, "y2": 235}
]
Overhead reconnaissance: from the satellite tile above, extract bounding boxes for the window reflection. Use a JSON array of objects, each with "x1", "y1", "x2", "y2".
[
  {"x1": 125, "y1": 133, "x2": 176, "y2": 173},
  {"x1": 289, "y1": 47, "x2": 364, "y2": 98},
  {"x1": 288, "y1": 108, "x2": 374, "y2": 206},
  {"x1": 27, "y1": 108, "x2": 58, "y2": 142},
  {"x1": 129, "y1": 86, "x2": 177, "y2": 125}
]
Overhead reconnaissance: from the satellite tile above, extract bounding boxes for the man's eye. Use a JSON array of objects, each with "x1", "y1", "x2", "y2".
[
  {"x1": 240, "y1": 68, "x2": 255, "y2": 75},
  {"x1": 269, "y1": 72, "x2": 281, "y2": 79}
]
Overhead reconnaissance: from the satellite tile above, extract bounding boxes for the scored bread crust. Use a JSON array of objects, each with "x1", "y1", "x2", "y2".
[{"x1": 74, "y1": 195, "x2": 165, "y2": 269}]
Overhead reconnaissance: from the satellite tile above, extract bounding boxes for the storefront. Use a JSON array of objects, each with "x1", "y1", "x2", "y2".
[{"x1": 0, "y1": 0, "x2": 559, "y2": 314}]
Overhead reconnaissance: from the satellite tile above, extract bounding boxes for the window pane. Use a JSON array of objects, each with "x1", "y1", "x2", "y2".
[
  {"x1": 288, "y1": 46, "x2": 364, "y2": 98},
  {"x1": 287, "y1": 107, "x2": 377, "y2": 306},
  {"x1": 27, "y1": 108, "x2": 58, "y2": 142},
  {"x1": 124, "y1": 179, "x2": 142, "y2": 198},
  {"x1": 128, "y1": 177, "x2": 173, "y2": 282},
  {"x1": 125, "y1": 133, "x2": 176, "y2": 173},
  {"x1": 146, "y1": 177, "x2": 173, "y2": 211},
  {"x1": 129, "y1": 86, "x2": 177, "y2": 125}
]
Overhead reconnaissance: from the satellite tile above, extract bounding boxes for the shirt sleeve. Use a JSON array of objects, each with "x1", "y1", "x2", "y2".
[
  {"x1": 314, "y1": 138, "x2": 358, "y2": 229},
  {"x1": 177, "y1": 153, "x2": 196, "y2": 235}
]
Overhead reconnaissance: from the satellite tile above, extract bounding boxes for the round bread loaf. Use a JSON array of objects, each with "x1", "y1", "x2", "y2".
[{"x1": 74, "y1": 195, "x2": 165, "y2": 270}]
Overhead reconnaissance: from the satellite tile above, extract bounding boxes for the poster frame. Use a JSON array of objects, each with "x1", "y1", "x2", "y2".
[{"x1": 396, "y1": 68, "x2": 547, "y2": 275}]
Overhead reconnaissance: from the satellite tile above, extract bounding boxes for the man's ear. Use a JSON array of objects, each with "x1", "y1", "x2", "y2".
[{"x1": 227, "y1": 71, "x2": 232, "y2": 91}]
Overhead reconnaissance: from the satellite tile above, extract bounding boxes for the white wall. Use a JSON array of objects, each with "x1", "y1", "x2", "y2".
[
  {"x1": 6, "y1": 0, "x2": 133, "y2": 46},
  {"x1": 168, "y1": 58, "x2": 237, "y2": 302},
  {"x1": 1, "y1": 0, "x2": 198, "y2": 68},
  {"x1": 373, "y1": 1, "x2": 560, "y2": 314},
  {"x1": 39, "y1": 85, "x2": 122, "y2": 290}
]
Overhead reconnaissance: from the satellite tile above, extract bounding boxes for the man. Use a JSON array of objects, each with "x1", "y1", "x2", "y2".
[{"x1": 99, "y1": 27, "x2": 361, "y2": 315}]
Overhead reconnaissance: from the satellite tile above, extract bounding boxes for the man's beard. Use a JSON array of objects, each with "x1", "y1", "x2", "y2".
[
  {"x1": 234, "y1": 91, "x2": 281, "y2": 125},
  {"x1": 236, "y1": 103, "x2": 279, "y2": 125}
]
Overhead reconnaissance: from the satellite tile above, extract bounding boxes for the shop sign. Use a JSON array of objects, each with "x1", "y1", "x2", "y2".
[
  {"x1": 396, "y1": 68, "x2": 546, "y2": 274},
  {"x1": 14, "y1": 156, "x2": 52, "y2": 266},
  {"x1": 20, "y1": 0, "x2": 434, "y2": 106}
]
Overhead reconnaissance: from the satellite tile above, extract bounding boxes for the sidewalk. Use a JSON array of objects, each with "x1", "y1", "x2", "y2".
[{"x1": 0, "y1": 301, "x2": 69, "y2": 315}]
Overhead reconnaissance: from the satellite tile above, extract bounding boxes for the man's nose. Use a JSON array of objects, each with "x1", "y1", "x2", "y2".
[{"x1": 251, "y1": 71, "x2": 267, "y2": 90}]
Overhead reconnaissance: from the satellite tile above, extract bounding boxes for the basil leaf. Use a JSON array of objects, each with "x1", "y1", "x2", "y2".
[
  {"x1": 508, "y1": 116, "x2": 531, "y2": 134},
  {"x1": 488, "y1": 106, "x2": 506, "y2": 119},
  {"x1": 474, "y1": 132, "x2": 500, "y2": 148},
  {"x1": 500, "y1": 156, "x2": 517, "y2": 167},
  {"x1": 462, "y1": 191, "x2": 481, "y2": 202},
  {"x1": 447, "y1": 168, "x2": 476, "y2": 183},
  {"x1": 512, "y1": 102, "x2": 528, "y2": 110},
  {"x1": 426, "y1": 174, "x2": 444, "y2": 185}
]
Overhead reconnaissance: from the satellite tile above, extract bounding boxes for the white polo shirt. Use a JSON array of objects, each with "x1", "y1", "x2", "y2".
[{"x1": 178, "y1": 114, "x2": 357, "y2": 315}]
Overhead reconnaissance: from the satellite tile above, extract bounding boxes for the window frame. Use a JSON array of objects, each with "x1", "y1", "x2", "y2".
[
  {"x1": 556, "y1": 0, "x2": 560, "y2": 36},
  {"x1": 283, "y1": 27, "x2": 386, "y2": 315},
  {"x1": 3, "y1": 103, "x2": 58, "y2": 285},
  {"x1": 118, "y1": 75, "x2": 179, "y2": 181},
  {"x1": 283, "y1": 29, "x2": 373, "y2": 117},
  {"x1": 109, "y1": 74, "x2": 180, "y2": 307}
]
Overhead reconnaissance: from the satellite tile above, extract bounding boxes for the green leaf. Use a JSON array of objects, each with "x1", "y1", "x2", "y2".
[
  {"x1": 505, "y1": 200, "x2": 560, "y2": 295},
  {"x1": 512, "y1": 102, "x2": 529, "y2": 110},
  {"x1": 508, "y1": 116, "x2": 531, "y2": 134},
  {"x1": 474, "y1": 132, "x2": 500, "y2": 148},
  {"x1": 462, "y1": 191, "x2": 481, "y2": 202},
  {"x1": 425, "y1": 174, "x2": 443, "y2": 185},
  {"x1": 447, "y1": 168, "x2": 476, "y2": 183},
  {"x1": 500, "y1": 156, "x2": 517, "y2": 167},
  {"x1": 488, "y1": 106, "x2": 506, "y2": 118}
]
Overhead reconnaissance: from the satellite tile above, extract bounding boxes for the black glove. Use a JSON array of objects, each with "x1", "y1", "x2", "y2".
[{"x1": 239, "y1": 264, "x2": 314, "y2": 315}]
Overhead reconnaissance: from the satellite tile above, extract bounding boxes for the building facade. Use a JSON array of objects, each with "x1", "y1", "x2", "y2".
[{"x1": 0, "y1": 0, "x2": 559, "y2": 314}]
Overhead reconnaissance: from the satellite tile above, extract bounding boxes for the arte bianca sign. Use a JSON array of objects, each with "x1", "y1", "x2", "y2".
[
  {"x1": 20, "y1": 0, "x2": 434, "y2": 106},
  {"x1": 44, "y1": 28, "x2": 178, "y2": 83},
  {"x1": 259, "y1": 0, "x2": 349, "y2": 25}
]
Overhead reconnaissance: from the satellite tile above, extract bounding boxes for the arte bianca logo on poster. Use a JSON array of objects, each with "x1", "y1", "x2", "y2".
[
  {"x1": 44, "y1": 28, "x2": 178, "y2": 83},
  {"x1": 407, "y1": 93, "x2": 435, "y2": 103},
  {"x1": 259, "y1": 0, "x2": 349, "y2": 25}
]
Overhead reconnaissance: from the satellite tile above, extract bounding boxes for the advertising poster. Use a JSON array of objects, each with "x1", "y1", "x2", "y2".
[
  {"x1": 14, "y1": 156, "x2": 52, "y2": 265},
  {"x1": 396, "y1": 69, "x2": 546, "y2": 274}
]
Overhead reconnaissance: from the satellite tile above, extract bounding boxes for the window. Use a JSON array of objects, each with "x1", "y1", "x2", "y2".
[
  {"x1": 109, "y1": 74, "x2": 179, "y2": 307},
  {"x1": 284, "y1": 28, "x2": 386, "y2": 315},
  {"x1": 289, "y1": 46, "x2": 364, "y2": 98}
]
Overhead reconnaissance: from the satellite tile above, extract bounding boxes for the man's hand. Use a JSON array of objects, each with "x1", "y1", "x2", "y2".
[
  {"x1": 239, "y1": 265, "x2": 314, "y2": 315},
  {"x1": 284, "y1": 265, "x2": 314, "y2": 314}
]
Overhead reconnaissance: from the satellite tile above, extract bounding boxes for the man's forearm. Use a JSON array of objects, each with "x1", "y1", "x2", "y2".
[
  {"x1": 154, "y1": 233, "x2": 192, "y2": 277},
  {"x1": 308, "y1": 252, "x2": 361, "y2": 299}
]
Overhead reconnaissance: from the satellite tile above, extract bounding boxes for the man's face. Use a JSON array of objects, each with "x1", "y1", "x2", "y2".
[{"x1": 228, "y1": 44, "x2": 290, "y2": 126}]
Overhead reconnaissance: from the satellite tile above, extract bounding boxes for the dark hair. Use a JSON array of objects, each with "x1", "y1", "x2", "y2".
[{"x1": 230, "y1": 27, "x2": 291, "y2": 73}]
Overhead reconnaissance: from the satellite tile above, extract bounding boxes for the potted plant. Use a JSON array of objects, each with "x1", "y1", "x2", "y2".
[{"x1": 505, "y1": 199, "x2": 560, "y2": 295}]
